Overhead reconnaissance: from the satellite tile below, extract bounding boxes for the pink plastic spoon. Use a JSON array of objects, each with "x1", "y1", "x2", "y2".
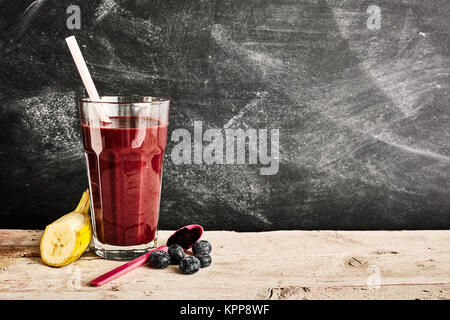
[{"x1": 90, "y1": 224, "x2": 203, "y2": 286}]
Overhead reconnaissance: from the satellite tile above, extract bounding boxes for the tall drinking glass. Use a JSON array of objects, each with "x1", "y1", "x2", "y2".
[{"x1": 79, "y1": 96, "x2": 170, "y2": 260}]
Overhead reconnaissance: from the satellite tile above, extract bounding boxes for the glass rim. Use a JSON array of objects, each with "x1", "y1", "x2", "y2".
[{"x1": 79, "y1": 95, "x2": 171, "y2": 104}]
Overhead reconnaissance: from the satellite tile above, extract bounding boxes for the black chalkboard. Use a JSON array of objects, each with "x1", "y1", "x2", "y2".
[{"x1": 1, "y1": 0, "x2": 449, "y2": 230}]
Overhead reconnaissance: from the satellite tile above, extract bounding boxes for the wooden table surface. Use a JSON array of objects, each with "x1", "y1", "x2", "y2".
[{"x1": 0, "y1": 230, "x2": 449, "y2": 300}]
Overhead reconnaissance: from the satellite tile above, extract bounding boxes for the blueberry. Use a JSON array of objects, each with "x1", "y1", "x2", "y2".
[
  {"x1": 196, "y1": 254, "x2": 212, "y2": 268},
  {"x1": 179, "y1": 256, "x2": 201, "y2": 275},
  {"x1": 149, "y1": 250, "x2": 171, "y2": 269},
  {"x1": 168, "y1": 244, "x2": 185, "y2": 264},
  {"x1": 192, "y1": 240, "x2": 212, "y2": 256}
]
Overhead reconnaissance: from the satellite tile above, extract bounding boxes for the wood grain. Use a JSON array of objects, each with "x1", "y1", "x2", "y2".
[{"x1": 1, "y1": 229, "x2": 449, "y2": 300}]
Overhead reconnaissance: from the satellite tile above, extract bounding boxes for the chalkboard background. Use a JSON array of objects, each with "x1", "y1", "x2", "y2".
[{"x1": 1, "y1": 0, "x2": 449, "y2": 230}]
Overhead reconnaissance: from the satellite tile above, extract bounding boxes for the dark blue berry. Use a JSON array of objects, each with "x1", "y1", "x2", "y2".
[
  {"x1": 168, "y1": 244, "x2": 185, "y2": 264},
  {"x1": 196, "y1": 254, "x2": 212, "y2": 268},
  {"x1": 179, "y1": 256, "x2": 201, "y2": 275},
  {"x1": 192, "y1": 240, "x2": 212, "y2": 256},
  {"x1": 149, "y1": 250, "x2": 171, "y2": 269}
]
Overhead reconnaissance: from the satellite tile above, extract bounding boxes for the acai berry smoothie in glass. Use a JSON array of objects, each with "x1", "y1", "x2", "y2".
[{"x1": 79, "y1": 96, "x2": 170, "y2": 260}]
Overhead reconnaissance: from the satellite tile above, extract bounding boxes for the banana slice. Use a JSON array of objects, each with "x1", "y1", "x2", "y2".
[
  {"x1": 40, "y1": 190, "x2": 92, "y2": 267},
  {"x1": 54, "y1": 212, "x2": 89, "y2": 229},
  {"x1": 40, "y1": 222, "x2": 77, "y2": 267}
]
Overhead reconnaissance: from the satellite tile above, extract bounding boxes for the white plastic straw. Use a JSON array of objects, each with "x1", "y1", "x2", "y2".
[{"x1": 65, "y1": 36, "x2": 111, "y2": 123}]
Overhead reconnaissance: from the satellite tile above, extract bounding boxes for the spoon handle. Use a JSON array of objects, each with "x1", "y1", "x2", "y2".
[{"x1": 90, "y1": 245, "x2": 168, "y2": 286}]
